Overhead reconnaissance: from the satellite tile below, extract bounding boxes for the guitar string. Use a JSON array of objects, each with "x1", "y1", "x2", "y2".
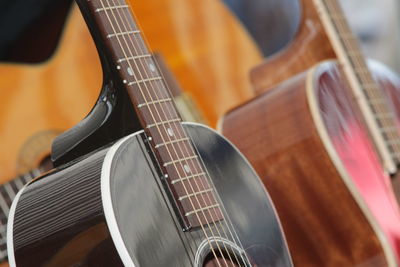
[
  {"x1": 106, "y1": 1, "x2": 238, "y2": 265},
  {"x1": 112, "y1": 1, "x2": 248, "y2": 266},
  {"x1": 319, "y1": 0, "x2": 400, "y2": 160},
  {"x1": 97, "y1": 1, "x2": 226, "y2": 266}
]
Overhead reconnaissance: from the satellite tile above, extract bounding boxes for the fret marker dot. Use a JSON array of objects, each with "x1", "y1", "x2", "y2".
[
  {"x1": 127, "y1": 67, "x2": 134, "y2": 76},
  {"x1": 184, "y1": 164, "x2": 191, "y2": 174},
  {"x1": 167, "y1": 128, "x2": 174, "y2": 137},
  {"x1": 149, "y1": 62, "x2": 156, "y2": 72},
  {"x1": 117, "y1": 66, "x2": 121, "y2": 70},
  {"x1": 123, "y1": 80, "x2": 127, "y2": 84}
]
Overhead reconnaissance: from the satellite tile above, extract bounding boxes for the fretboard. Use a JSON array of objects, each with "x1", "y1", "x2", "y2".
[
  {"x1": 79, "y1": 0, "x2": 223, "y2": 229},
  {"x1": 315, "y1": 0, "x2": 400, "y2": 173}
]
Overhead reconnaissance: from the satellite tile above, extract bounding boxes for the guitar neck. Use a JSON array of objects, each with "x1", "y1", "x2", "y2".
[
  {"x1": 314, "y1": 0, "x2": 400, "y2": 172},
  {"x1": 76, "y1": 0, "x2": 223, "y2": 230}
]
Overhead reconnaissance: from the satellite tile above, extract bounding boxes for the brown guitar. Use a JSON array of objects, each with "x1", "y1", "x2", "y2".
[
  {"x1": 0, "y1": 1, "x2": 261, "y2": 265},
  {"x1": 221, "y1": 0, "x2": 400, "y2": 265}
]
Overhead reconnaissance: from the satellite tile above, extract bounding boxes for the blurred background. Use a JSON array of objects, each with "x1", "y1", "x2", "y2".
[{"x1": 1, "y1": 0, "x2": 399, "y2": 69}]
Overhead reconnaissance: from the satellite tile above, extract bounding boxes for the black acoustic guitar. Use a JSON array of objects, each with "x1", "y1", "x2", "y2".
[{"x1": 7, "y1": 0, "x2": 293, "y2": 266}]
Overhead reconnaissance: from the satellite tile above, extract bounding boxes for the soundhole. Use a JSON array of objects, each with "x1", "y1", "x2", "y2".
[
  {"x1": 203, "y1": 249, "x2": 244, "y2": 267},
  {"x1": 196, "y1": 238, "x2": 248, "y2": 267}
]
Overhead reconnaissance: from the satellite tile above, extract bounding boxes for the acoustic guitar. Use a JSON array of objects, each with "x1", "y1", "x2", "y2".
[
  {"x1": 221, "y1": 0, "x2": 400, "y2": 266},
  {"x1": 7, "y1": 0, "x2": 292, "y2": 266},
  {"x1": 0, "y1": 0, "x2": 261, "y2": 265}
]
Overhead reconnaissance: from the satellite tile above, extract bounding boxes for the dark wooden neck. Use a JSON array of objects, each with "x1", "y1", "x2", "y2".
[{"x1": 76, "y1": 0, "x2": 222, "y2": 230}]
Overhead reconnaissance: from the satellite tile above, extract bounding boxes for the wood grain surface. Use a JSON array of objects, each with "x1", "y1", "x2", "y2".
[{"x1": 221, "y1": 65, "x2": 394, "y2": 266}]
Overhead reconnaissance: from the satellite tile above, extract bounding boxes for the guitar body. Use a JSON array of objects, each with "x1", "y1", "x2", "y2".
[
  {"x1": 8, "y1": 123, "x2": 292, "y2": 267},
  {"x1": 221, "y1": 60, "x2": 399, "y2": 266}
]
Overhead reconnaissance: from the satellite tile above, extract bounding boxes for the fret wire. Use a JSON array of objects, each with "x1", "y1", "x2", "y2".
[
  {"x1": 128, "y1": 76, "x2": 162, "y2": 86},
  {"x1": 117, "y1": 54, "x2": 152, "y2": 63},
  {"x1": 146, "y1": 118, "x2": 181, "y2": 129},
  {"x1": 163, "y1": 155, "x2": 198, "y2": 167},
  {"x1": 107, "y1": 30, "x2": 140, "y2": 38},
  {"x1": 185, "y1": 203, "x2": 220, "y2": 217},
  {"x1": 95, "y1": 4, "x2": 128, "y2": 12},
  {"x1": 179, "y1": 188, "x2": 213, "y2": 201},
  {"x1": 137, "y1": 97, "x2": 172, "y2": 108},
  {"x1": 171, "y1": 172, "x2": 206, "y2": 185},
  {"x1": 155, "y1": 137, "x2": 190, "y2": 148}
]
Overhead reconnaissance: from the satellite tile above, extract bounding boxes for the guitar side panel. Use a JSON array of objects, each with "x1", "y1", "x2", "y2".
[
  {"x1": 8, "y1": 147, "x2": 124, "y2": 267},
  {"x1": 221, "y1": 64, "x2": 390, "y2": 266}
]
